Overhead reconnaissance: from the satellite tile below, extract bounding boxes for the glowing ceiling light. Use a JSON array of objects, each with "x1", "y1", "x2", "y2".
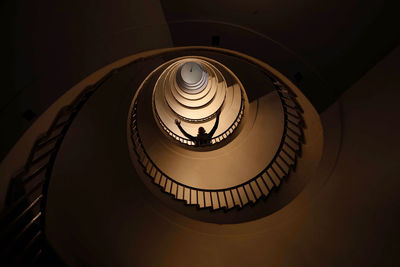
[{"x1": 176, "y1": 62, "x2": 208, "y2": 94}]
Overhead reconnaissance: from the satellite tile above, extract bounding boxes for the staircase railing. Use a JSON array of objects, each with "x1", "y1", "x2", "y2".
[
  {"x1": 0, "y1": 70, "x2": 116, "y2": 266},
  {"x1": 130, "y1": 75, "x2": 304, "y2": 210}
]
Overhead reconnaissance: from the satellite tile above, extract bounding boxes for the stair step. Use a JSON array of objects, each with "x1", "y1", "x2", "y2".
[
  {"x1": 282, "y1": 143, "x2": 296, "y2": 159},
  {"x1": 282, "y1": 96, "x2": 301, "y2": 110},
  {"x1": 149, "y1": 167, "x2": 157, "y2": 178},
  {"x1": 36, "y1": 127, "x2": 64, "y2": 149},
  {"x1": 276, "y1": 157, "x2": 290, "y2": 174},
  {"x1": 175, "y1": 185, "x2": 182, "y2": 199},
  {"x1": 272, "y1": 162, "x2": 287, "y2": 178},
  {"x1": 225, "y1": 191, "x2": 235, "y2": 209},
  {"x1": 286, "y1": 105, "x2": 300, "y2": 117},
  {"x1": 244, "y1": 184, "x2": 256, "y2": 203},
  {"x1": 267, "y1": 169, "x2": 281, "y2": 186},
  {"x1": 250, "y1": 181, "x2": 262, "y2": 199},
  {"x1": 204, "y1": 192, "x2": 212, "y2": 207},
  {"x1": 256, "y1": 177, "x2": 269, "y2": 196},
  {"x1": 159, "y1": 176, "x2": 167, "y2": 188},
  {"x1": 287, "y1": 113, "x2": 303, "y2": 127},
  {"x1": 51, "y1": 118, "x2": 70, "y2": 131},
  {"x1": 237, "y1": 187, "x2": 248, "y2": 206},
  {"x1": 279, "y1": 151, "x2": 295, "y2": 166},
  {"x1": 218, "y1": 192, "x2": 227, "y2": 208},
  {"x1": 31, "y1": 145, "x2": 56, "y2": 165},
  {"x1": 164, "y1": 179, "x2": 172, "y2": 193},
  {"x1": 190, "y1": 190, "x2": 197, "y2": 205},
  {"x1": 285, "y1": 138, "x2": 300, "y2": 152},
  {"x1": 141, "y1": 156, "x2": 149, "y2": 166},
  {"x1": 153, "y1": 172, "x2": 161, "y2": 184},
  {"x1": 171, "y1": 182, "x2": 178, "y2": 197},
  {"x1": 287, "y1": 125, "x2": 302, "y2": 139},
  {"x1": 198, "y1": 191, "x2": 205, "y2": 208},
  {"x1": 145, "y1": 163, "x2": 153, "y2": 173},
  {"x1": 211, "y1": 192, "x2": 219, "y2": 209},
  {"x1": 285, "y1": 128, "x2": 302, "y2": 145},
  {"x1": 21, "y1": 163, "x2": 48, "y2": 187},
  {"x1": 231, "y1": 189, "x2": 242, "y2": 207},
  {"x1": 184, "y1": 188, "x2": 190, "y2": 204},
  {"x1": 261, "y1": 172, "x2": 275, "y2": 189},
  {"x1": 36, "y1": 134, "x2": 61, "y2": 151}
]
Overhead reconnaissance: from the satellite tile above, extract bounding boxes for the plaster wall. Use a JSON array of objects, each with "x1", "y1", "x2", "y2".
[
  {"x1": 162, "y1": 0, "x2": 400, "y2": 111},
  {"x1": 1, "y1": 0, "x2": 172, "y2": 160}
]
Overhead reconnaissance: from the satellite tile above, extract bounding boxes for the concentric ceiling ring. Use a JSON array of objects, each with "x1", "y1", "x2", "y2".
[{"x1": 152, "y1": 57, "x2": 245, "y2": 145}]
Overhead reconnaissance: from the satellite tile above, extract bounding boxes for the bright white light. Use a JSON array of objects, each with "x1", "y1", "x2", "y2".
[
  {"x1": 177, "y1": 62, "x2": 208, "y2": 94},
  {"x1": 181, "y1": 62, "x2": 203, "y2": 84}
]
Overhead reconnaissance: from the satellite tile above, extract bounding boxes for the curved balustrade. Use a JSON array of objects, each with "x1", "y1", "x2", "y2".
[
  {"x1": 0, "y1": 70, "x2": 117, "y2": 265},
  {"x1": 130, "y1": 73, "x2": 304, "y2": 210},
  {"x1": 0, "y1": 47, "x2": 308, "y2": 266}
]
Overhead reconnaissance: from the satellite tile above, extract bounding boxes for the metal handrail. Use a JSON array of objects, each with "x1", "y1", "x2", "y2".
[
  {"x1": 0, "y1": 68, "x2": 118, "y2": 266},
  {"x1": 130, "y1": 77, "x2": 304, "y2": 210}
]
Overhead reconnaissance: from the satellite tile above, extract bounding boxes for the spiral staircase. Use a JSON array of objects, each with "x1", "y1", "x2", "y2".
[
  {"x1": 0, "y1": 47, "x2": 316, "y2": 266},
  {"x1": 129, "y1": 54, "x2": 304, "y2": 210}
]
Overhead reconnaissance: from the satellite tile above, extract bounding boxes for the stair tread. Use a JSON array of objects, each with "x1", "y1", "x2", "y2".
[
  {"x1": 282, "y1": 143, "x2": 298, "y2": 157},
  {"x1": 250, "y1": 181, "x2": 262, "y2": 199},
  {"x1": 218, "y1": 191, "x2": 227, "y2": 208},
  {"x1": 285, "y1": 138, "x2": 300, "y2": 151},
  {"x1": 190, "y1": 189, "x2": 197, "y2": 205},
  {"x1": 154, "y1": 173, "x2": 161, "y2": 184},
  {"x1": 160, "y1": 176, "x2": 167, "y2": 188},
  {"x1": 231, "y1": 189, "x2": 242, "y2": 207},
  {"x1": 261, "y1": 173, "x2": 275, "y2": 189},
  {"x1": 267, "y1": 169, "x2": 281, "y2": 186},
  {"x1": 276, "y1": 157, "x2": 290, "y2": 174},
  {"x1": 256, "y1": 177, "x2": 269, "y2": 196},
  {"x1": 237, "y1": 187, "x2": 248, "y2": 205},
  {"x1": 184, "y1": 188, "x2": 190, "y2": 204},
  {"x1": 198, "y1": 191, "x2": 205, "y2": 208},
  {"x1": 272, "y1": 162, "x2": 286, "y2": 178},
  {"x1": 244, "y1": 184, "x2": 256, "y2": 203},
  {"x1": 225, "y1": 191, "x2": 235, "y2": 209},
  {"x1": 177, "y1": 185, "x2": 183, "y2": 199},
  {"x1": 204, "y1": 192, "x2": 212, "y2": 207},
  {"x1": 279, "y1": 151, "x2": 295, "y2": 166},
  {"x1": 211, "y1": 192, "x2": 219, "y2": 209},
  {"x1": 165, "y1": 179, "x2": 172, "y2": 193}
]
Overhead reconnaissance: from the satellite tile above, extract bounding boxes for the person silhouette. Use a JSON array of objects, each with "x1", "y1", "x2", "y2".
[{"x1": 175, "y1": 109, "x2": 221, "y2": 146}]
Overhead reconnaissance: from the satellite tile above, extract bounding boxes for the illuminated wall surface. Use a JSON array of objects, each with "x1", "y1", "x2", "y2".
[{"x1": 1, "y1": 1, "x2": 400, "y2": 266}]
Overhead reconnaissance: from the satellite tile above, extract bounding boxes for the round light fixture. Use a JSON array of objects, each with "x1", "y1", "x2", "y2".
[{"x1": 176, "y1": 62, "x2": 208, "y2": 94}]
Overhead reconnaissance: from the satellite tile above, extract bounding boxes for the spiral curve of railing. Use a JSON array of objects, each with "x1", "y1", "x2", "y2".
[{"x1": 130, "y1": 69, "x2": 305, "y2": 210}]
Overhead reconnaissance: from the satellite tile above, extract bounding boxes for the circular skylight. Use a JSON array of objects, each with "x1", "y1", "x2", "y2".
[{"x1": 177, "y1": 62, "x2": 208, "y2": 94}]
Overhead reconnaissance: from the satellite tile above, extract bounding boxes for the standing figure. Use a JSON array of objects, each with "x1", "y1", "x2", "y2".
[{"x1": 175, "y1": 110, "x2": 221, "y2": 146}]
